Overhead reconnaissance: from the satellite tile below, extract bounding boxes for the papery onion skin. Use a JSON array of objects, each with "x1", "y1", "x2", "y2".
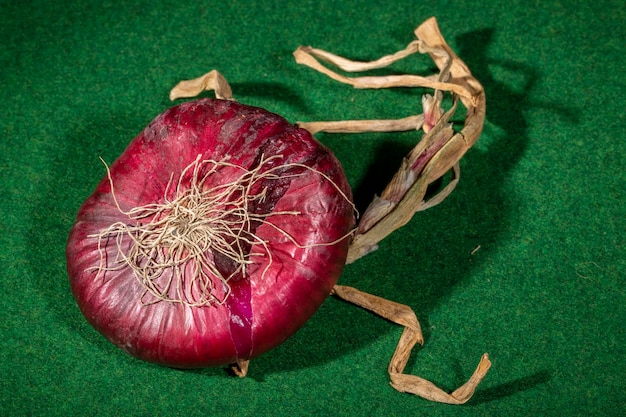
[{"x1": 66, "y1": 98, "x2": 354, "y2": 368}]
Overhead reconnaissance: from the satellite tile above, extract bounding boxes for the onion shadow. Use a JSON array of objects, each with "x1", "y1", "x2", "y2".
[
  {"x1": 469, "y1": 369, "x2": 552, "y2": 405},
  {"x1": 244, "y1": 26, "x2": 576, "y2": 388},
  {"x1": 229, "y1": 81, "x2": 311, "y2": 116}
]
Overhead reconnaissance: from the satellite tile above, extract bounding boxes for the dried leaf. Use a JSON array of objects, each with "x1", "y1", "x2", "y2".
[
  {"x1": 298, "y1": 114, "x2": 424, "y2": 135},
  {"x1": 170, "y1": 69, "x2": 234, "y2": 101},
  {"x1": 293, "y1": 17, "x2": 486, "y2": 264},
  {"x1": 296, "y1": 17, "x2": 489, "y2": 404},
  {"x1": 333, "y1": 285, "x2": 491, "y2": 405}
]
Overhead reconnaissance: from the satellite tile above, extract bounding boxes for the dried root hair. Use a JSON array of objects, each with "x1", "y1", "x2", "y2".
[{"x1": 91, "y1": 154, "x2": 354, "y2": 307}]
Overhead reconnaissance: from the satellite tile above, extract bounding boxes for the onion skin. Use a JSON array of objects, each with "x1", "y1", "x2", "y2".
[{"x1": 67, "y1": 98, "x2": 354, "y2": 368}]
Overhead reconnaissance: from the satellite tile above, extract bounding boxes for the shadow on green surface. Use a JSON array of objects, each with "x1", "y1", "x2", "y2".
[
  {"x1": 230, "y1": 81, "x2": 311, "y2": 114},
  {"x1": 470, "y1": 370, "x2": 552, "y2": 404},
  {"x1": 246, "y1": 26, "x2": 576, "y2": 389},
  {"x1": 240, "y1": 26, "x2": 540, "y2": 380}
]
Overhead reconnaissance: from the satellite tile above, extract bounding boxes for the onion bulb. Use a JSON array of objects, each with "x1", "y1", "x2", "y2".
[{"x1": 66, "y1": 98, "x2": 355, "y2": 369}]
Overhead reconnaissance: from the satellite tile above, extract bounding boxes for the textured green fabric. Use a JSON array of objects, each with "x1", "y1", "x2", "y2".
[{"x1": 2, "y1": 0, "x2": 624, "y2": 415}]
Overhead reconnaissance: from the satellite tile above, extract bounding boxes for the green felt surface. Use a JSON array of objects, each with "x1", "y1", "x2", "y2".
[{"x1": 1, "y1": 0, "x2": 625, "y2": 416}]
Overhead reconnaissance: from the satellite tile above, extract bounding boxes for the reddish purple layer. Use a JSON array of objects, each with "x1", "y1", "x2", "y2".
[{"x1": 66, "y1": 99, "x2": 354, "y2": 368}]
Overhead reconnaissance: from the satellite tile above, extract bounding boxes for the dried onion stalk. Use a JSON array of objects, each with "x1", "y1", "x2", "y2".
[
  {"x1": 292, "y1": 17, "x2": 491, "y2": 404},
  {"x1": 67, "y1": 16, "x2": 490, "y2": 405}
]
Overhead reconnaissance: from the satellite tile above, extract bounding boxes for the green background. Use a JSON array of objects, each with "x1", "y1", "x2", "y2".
[{"x1": 2, "y1": 0, "x2": 624, "y2": 416}]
